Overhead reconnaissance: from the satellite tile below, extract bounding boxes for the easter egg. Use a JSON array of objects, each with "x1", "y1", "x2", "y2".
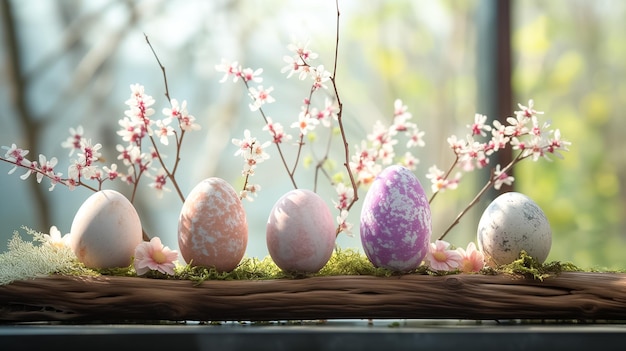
[
  {"x1": 70, "y1": 189, "x2": 142, "y2": 269},
  {"x1": 477, "y1": 192, "x2": 552, "y2": 266},
  {"x1": 266, "y1": 189, "x2": 336, "y2": 273},
  {"x1": 178, "y1": 178, "x2": 248, "y2": 272},
  {"x1": 360, "y1": 165, "x2": 431, "y2": 271}
]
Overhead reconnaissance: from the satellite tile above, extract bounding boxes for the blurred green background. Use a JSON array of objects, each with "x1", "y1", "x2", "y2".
[{"x1": 1, "y1": 0, "x2": 624, "y2": 269}]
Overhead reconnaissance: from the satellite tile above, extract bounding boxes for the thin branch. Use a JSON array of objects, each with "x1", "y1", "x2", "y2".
[
  {"x1": 242, "y1": 80, "x2": 298, "y2": 189},
  {"x1": 144, "y1": 33, "x2": 171, "y2": 103},
  {"x1": 331, "y1": 0, "x2": 359, "y2": 213}
]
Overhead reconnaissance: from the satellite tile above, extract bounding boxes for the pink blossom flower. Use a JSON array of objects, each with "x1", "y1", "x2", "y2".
[
  {"x1": 263, "y1": 117, "x2": 292, "y2": 144},
  {"x1": 393, "y1": 99, "x2": 412, "y2": 120},
  {"x1": 426, "y1": 240, "x2": 463, "y2": 271},
  {"x1": 467, "y1": 113, "x2": 492, "y2": 137},
  {"x1": 2, "y1": 144, "x2": 31, "y2": 174},
  {"x1": 456, "y1": 242, "x2": 485, "y2": 273},
  {"x1": 148, "y1": 168, "x2": 170, "y2": 198},
  {"x1": 215, "y1": 59, "x2": 241, "y2": 83},
  {"x1": 336, "y1": 209, "x2": 353, "y2": 237},
  {"x1": 400, "y1": 152, "x2": 420, "y2": 170},
  {"x1": 36, "y1": 155, "x2": 58, "y2": 184},
  {"x1": 493, "y1": 164, "x2": 514, "y2": 190},
  {"x1": 134, "y1": 237, "x2": 178, "y2": 276},
  {"x1": 426, "y1": 165, "x2": 461, "y2": 194},
  {"x1": 248, "y1": 85, "x2": 275, "y2": 111},
  {"x1": 154, "y1": 118, "x2": 175, "y2": 145},
  {"x1": 311, "y1": 65, "x2": 331, "y2": 90},
  {"x1": 103, "y1": 164, "x2": 121, "y2": 181},
  {"x1": 241, "y1": 67, "x2": 263, "y2": 83},
  {"x1": 406, "y1": 127, "x2": 425, "y2": 148},
  {"x1": 291, "y1": 110, "x2": 319, "y2": 135},
  {"x1": 61, "y1": 126, "x2": 85, "y2": 156}
]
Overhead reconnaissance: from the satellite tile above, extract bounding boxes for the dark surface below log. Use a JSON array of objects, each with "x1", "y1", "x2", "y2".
[{"x1": 1, "y1": 272, "x2": 625, "y2": 323}]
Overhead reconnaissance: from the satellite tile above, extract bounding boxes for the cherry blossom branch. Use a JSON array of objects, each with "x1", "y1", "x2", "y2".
[
  {"x1": 143, "y1": 34, "x2": 188, "y2": 203},
  {"x1": 438, "y1": 152, "x2": 524, "y2": 241},
  {"x1": 241, "y1": 79, "x2": 298, "y2": 189},
  {"x1": 330, "y1": 0, "x2": 358, "y2": 213}
]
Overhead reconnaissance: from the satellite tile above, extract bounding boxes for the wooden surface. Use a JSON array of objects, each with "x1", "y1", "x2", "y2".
[{"x1": 1, "y1": 272, "x2": 625, "y2": 323}]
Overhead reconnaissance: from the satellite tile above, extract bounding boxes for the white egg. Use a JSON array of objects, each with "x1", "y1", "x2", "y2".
[
  {"x1": 70, "y1": 190, "x2": 143, "y2": 269},
  {"x1": 477, "y1": 192, "x2": 551, "y2": 266}
]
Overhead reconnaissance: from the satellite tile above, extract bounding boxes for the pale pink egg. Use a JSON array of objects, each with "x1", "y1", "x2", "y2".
[
  {"x1": 178, "y1": 178, "x2": 248, "y2": 272},
  {"x1": 266, "y1": 189, "x2": 336, "y2": 273},
  {"x1": 70, "y1": 190, "x2": 142, "y2": 269}
]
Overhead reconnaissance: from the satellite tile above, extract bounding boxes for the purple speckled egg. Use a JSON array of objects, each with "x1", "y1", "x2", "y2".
[
  {"x1": 266, "y1": 189, "x2": 336, "y2": 273},
  {"x1": 360, "y1": 165, "x2": 432, "y2": 271}
]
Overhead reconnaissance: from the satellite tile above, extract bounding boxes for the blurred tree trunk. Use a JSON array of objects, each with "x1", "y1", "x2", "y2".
[
  {"x1": 1, "y1": 0, "x2": 51, "y2": 230},
  {"x1": 476, "y1": 0, "x2": 513, "y2": 197}
]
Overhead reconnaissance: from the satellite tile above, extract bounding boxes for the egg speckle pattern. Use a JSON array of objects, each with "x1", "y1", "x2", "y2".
[
  {"x1": 477, "y1": 192, "x2": 552, "y2": 266},
  {"x1": 266, "y1": 189, "x2": 336, "y2": 273},
  {"x1": 70, "y1": 190, "x2": 142, "y2": 269},
  {"x1": 360, "y1": 165, "x2": 431, "y2": 271},
  {"x1": 178, "y1": 178, "x2": 248, "y2": 272}
]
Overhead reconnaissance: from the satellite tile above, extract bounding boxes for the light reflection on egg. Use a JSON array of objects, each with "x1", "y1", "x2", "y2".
[
  {"x1": 178, "y1": 178, "x2": 248, "y2": 272},
  {"x1": 360, "y1": 165, "x2": 431, "y2": 271}
]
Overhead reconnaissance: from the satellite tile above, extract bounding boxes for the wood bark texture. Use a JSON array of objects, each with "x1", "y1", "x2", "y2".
[{"x1": 1, "y1": 272, "x2": 625, "y2": 323}]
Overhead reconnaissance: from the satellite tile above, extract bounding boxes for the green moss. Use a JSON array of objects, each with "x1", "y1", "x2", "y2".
[
  {"x1": 0, "y1": 227, "x2": 604, "y2": 285},
  {"x1": 493, "y1": 250, "x2": 582, "y2": 281}
]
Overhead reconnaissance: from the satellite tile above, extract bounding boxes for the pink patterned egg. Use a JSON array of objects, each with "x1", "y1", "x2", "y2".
[
  {"x1": 266, "y1": 189, "x2": 336, "y2": 273},
  {"x1": 360, "y1": 165, "x2": 431, "y2": 271},
  {"x1": 178, "y1": 178, "x2": 248, "y2": 272}
]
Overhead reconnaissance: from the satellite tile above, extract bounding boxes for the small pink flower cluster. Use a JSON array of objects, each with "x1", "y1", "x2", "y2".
[
  {"x1": 232, "y1": 130, "x2": 270, "y2": 201},
  {"x1": 216, "y1": 41, "x2": 347, "y2": 215},
  {"x1": 426, "y1": 100, "x2": 571, "y2": 196},
  {"x1": 116, "y1": 84, "x2": 200, "y2": 199},
  {"x1": 426, "y1": 240, "x2": 485, "y2": 273},
  {"x1": 0, "y1": 84, "x2": 201, "y2": 201}
]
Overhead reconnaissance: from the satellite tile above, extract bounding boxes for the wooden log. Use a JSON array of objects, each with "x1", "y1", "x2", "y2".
[{"x1": 1, "y1": 272, "x2": 625, "y2": 323}]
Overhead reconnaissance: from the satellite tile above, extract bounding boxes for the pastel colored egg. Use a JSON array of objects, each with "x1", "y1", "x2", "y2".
[
  {"x1": 70, "y1": 189, "x2": 143, "y2": 269},
  {"x1": 266, "y1": 189, "x2": 336, "y2": 273},
  {"x1": 477, "y1": 192, "x2": 552, "y2": 266},
  {"x1": 360, "y1": 165, "x2": 431, "y2": 271},
  {"x1": 178, "y1": 178, "x2": 248, "y2": 272}
]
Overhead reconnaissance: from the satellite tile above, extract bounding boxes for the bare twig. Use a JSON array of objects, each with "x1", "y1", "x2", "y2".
[
  {"x1": 143, "y1": 34, "x2": 187, "y2": 203},
  {"x1": 330, "y1": 0, "x2": 359, "y2": 213}
]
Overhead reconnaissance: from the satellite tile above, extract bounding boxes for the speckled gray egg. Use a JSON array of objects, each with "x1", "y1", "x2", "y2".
[{"x1": 477, "y1": 192, "x2": 551, "y2": 266}]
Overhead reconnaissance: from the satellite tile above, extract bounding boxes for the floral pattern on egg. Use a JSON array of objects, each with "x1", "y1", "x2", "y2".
[{"x1": 178, "y1": 178, "x2": 248, "y2": 272}]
